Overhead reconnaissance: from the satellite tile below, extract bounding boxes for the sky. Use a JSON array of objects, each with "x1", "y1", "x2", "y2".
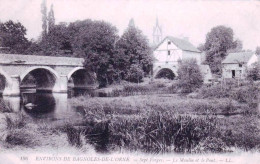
[{"x1": 0, "y1": 0, "x2": 260, "y2": 50}]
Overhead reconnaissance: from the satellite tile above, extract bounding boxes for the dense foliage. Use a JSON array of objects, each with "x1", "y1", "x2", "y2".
[
  {"x1": 125, "y1": 64, "x2": 144, "y2": 83},
  {"x1": 0, "y1": 20, "x2": 30, "y2": 54},
  {"x1": 247, "y1": 62, "x2": 260, "y2": 81},
  {"x1": 114, "y1": 21, "x2": 152, "y2": 82},
  {"x1": 177, "y1": 59, "x2": 203, "y2": 93},
  {"x1": 203, "y1": 26, "x2": 240, "y2": 75},
  {"x1": 29, "y1": 19, "x2": 152, "y2": 87},
  {"x1": 70, "y1": 20, "x2": 118, "y2": 87},
  {"x1": 197, "y1": 80, "x2": 259, "y2": 109}
]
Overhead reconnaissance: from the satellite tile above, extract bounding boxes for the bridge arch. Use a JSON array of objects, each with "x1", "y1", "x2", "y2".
[
  {"x1": 67, "y1": 67, "x2": 85, "y2": 80},
  {"x1": 67, "y1": 67, "x2": 95, "y2": 89},
  {"x1": 20, "y1": 66, "x2": 60, "y2": 92},
  {"x1": 154, "y1": 66, "x2": 177, "y2": 80}
]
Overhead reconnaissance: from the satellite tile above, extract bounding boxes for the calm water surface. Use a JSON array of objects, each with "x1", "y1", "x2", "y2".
[{"x1": 0, "y1": 89, "x2": 88, "y2": 122}]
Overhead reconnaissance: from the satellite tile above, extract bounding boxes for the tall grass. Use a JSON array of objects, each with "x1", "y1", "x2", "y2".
[
  {"x1": 0, "y1": 114, "x2": 36, "y2": 148},
  {"x1": 68, "y1": 110, "x2": 222, "y2": 153},
  {"x1": 70, "y1": 95, "x2": 253, "y2": 116},
  {"x1": 109, "y1": 112, "x2": 218, "y2": 153},
  {"x1": 68, "y1": 94, "x2": 260, "y2": 153}
]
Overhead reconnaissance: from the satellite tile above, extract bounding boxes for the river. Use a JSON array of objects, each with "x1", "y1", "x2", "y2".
[{"x1": 0, "y1": 89, "x2": 87, "y2": 121}]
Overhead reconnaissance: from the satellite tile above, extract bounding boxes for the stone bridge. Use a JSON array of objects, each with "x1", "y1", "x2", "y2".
[
  {"x1": 0, "y1": 54, "x2": 95, "y2": 96},
  {"x1": 153, "y1": 61, "x2": 178, "y2": 80}
]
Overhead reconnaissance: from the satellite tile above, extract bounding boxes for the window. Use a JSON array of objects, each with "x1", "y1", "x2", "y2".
[
  {"x1": 168, "y1": 50, "x2": 170, "y2": 55},
  {"x1": 168, "y1": 41, "x2": 171, "y2": 45},
  {"x1": 239, "y1": 64, "x2": 242, "y2": 67}
]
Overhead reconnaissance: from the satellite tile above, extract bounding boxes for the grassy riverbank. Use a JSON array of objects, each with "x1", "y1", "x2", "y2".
[
  {"x1": 68, "y1": 94, "x2": 260, "y2": 153},
  {"x1": 0, "y1": 83, "x2": 260, "y2": 154}
]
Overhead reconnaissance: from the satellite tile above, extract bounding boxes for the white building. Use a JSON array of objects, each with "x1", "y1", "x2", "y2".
[
  {"x1": 153, "y1": 36, "x2": 212, "y2": 83},
  {"x1": 222, "y1": 52, "x2": 258, "y2": 79}
]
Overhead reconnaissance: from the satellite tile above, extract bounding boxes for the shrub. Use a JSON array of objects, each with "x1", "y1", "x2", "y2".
[
  {"x1": 231, "y1": 84, "x2": 259, "y2": 109},
  {"x1": 125, "y1": 64, "x2": 144, "y2": 83},
  {"x1": 197, "y1": 82, "x2": 259, "y2": 110},
  {"x1": 247, "y1": 62, "x2": 260, "y2": 81},
  {"x1": 197, "y1": 85, "x2": 230, "y2": 99},
  {"x1": 177, "y1": 59, "x2": 203, "y2": 93}
]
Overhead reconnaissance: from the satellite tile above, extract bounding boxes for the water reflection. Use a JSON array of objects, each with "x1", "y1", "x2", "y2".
[
  {"x1": 22, "y1": 92, "x2": 56, "y2": 114},
  {"x1": 1, "y1": 91, "x2": 81, "y2": 121}
]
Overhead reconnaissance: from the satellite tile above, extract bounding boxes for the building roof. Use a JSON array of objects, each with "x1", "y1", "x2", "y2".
[
  {"x1": 0, "y1": 53, "x2": 84, "y2": 66},
  {"x1": 154, "y1": 36, "x2": 201, "y2": 53},
  {"x1": 167, "y1": 36, "x2": 201, "y2": 52},
  {"x1": 222, "y1": 52, "x2": 255, "y2": 64}
]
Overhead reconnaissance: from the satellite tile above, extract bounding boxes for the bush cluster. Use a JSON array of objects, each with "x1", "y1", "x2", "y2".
[{"x1": 197, "y1": 81, "x2": 259, "y2": 110}]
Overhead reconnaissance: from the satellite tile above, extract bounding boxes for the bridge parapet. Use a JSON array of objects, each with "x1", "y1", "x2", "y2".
[{"x1": 0, "y1": 53, "x2": 84, "y2": 66}]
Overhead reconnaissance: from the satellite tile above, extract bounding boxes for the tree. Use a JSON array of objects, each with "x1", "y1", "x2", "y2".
[
  {"x1": 69, "y1": 20, "x2": 118, "y2": 87},
  {"x1": 204, "y1": 26, "x2": 237, "y2": 75},
  {"x1": 41, "y1": 0, "x2": 48, "y2": 37},
  {"x1": 36, "y1": 23, "x2": 72, "y2": 56},
  {"x1": 114, "y1": 19, "x2": 152, "y2": 82},
  {"x1": 0, "y1": 20, "x2": 30, "y2": 54},
  {"x1": 48, "y1": 4, "x2": 55, "y2": 32},
  {"x1": 256, "y1": 46, "x2": 260, "y2": 56},
  {"x1": 247, "y1": 62, "x2": 260, "y2": 81},
  {"x1": 177, "y1": 59, "x2": 203, "y2": 93}
]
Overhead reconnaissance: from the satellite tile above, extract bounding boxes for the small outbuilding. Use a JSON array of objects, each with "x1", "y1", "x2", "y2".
[{"x1": 222, "y1": 52, "x2": 258, "y2": 79}]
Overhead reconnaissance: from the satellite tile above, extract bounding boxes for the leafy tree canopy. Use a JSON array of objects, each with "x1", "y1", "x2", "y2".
[
  {"x1": 72, "y1": 20, "x2": 118, "y2": 87},
  {"x1": 114, "y1": 20, "x2": 152, "y2": 81},
  {"x1": 31, "y1": 23, "x2": 72, "y2": 56},
  {"x1": 204, "y1": 26, "x2": 240, "y2": 75},
  {"x1": 0, "y1": 20, "x2": 30, "y2": 54}
]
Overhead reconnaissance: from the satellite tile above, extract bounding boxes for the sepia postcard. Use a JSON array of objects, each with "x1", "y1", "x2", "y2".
[{"x1": 0, "y1": 0, "x2": 260, "y2": 163}]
